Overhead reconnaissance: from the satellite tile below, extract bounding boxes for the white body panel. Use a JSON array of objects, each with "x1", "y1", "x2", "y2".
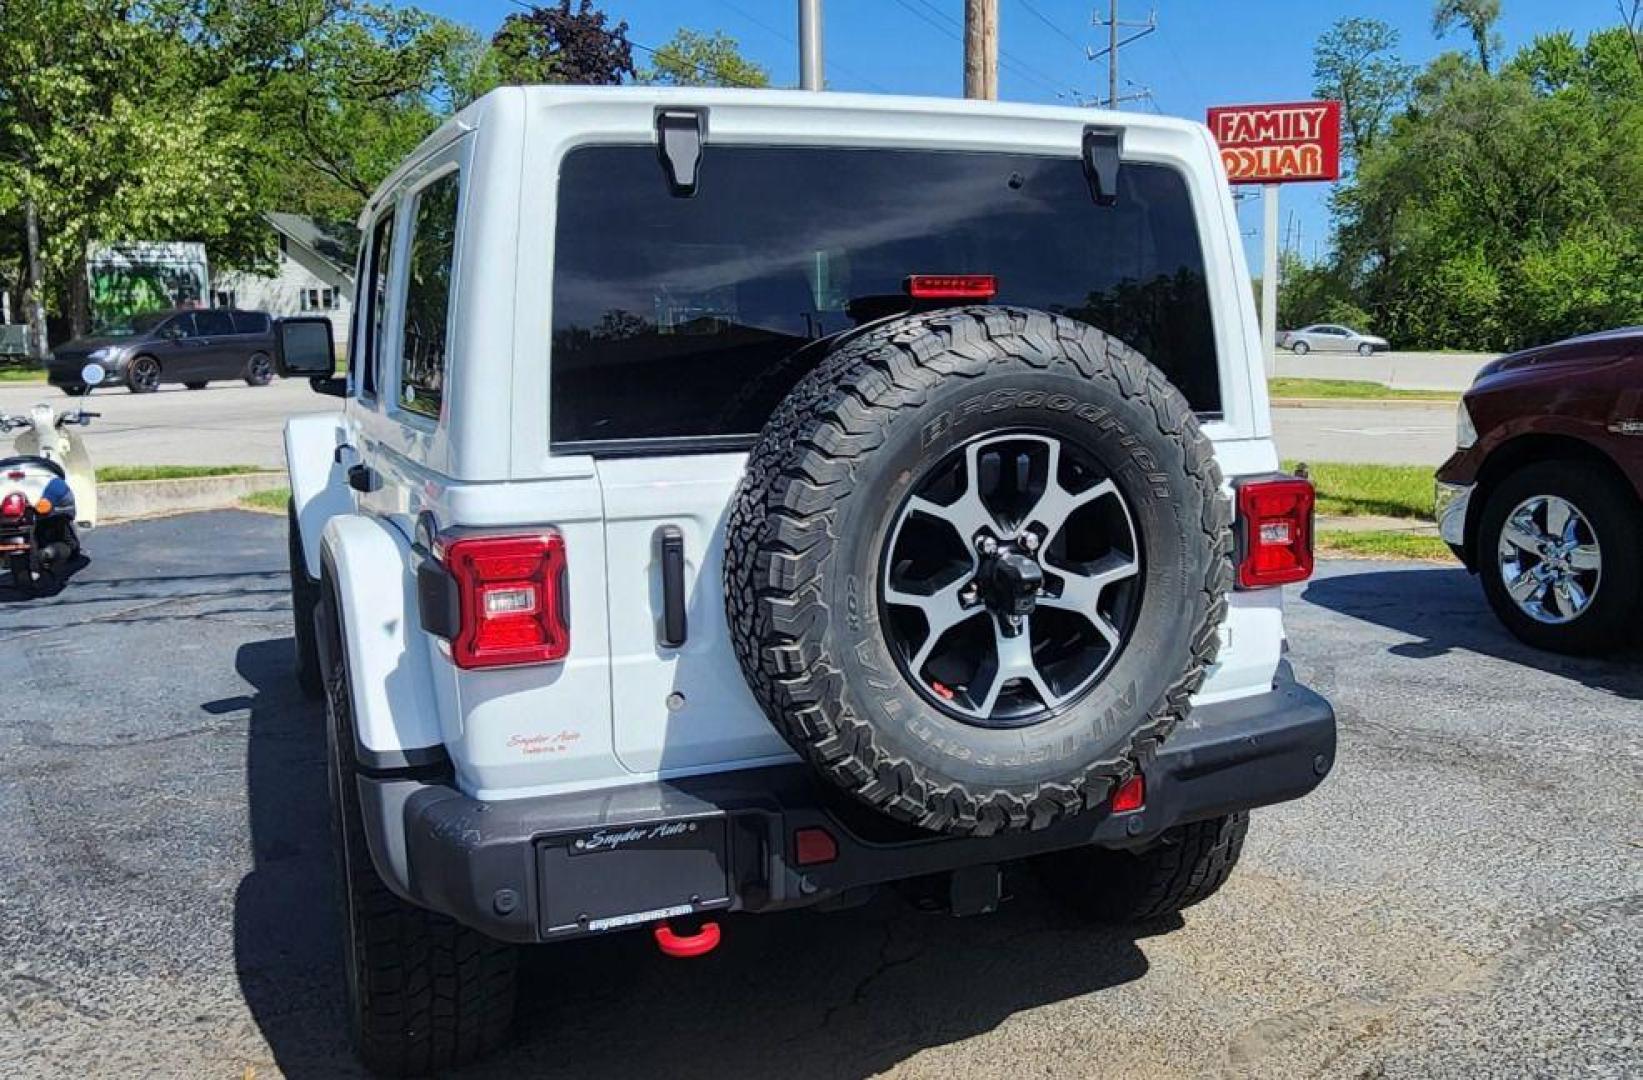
[
  {"x1": 290, "y1": 86, "x2": 1293, "y2": 802},
  {"x1": 321, "y1": 514, "x2": 443, "y2": 756}
]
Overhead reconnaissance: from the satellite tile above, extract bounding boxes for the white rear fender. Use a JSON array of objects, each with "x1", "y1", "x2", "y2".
[
  {"x1": 320, "y1": 514, "x2": 444, "y2": 767},
  {"x1": 285, "y1": 412, "x2": 352, "y2": 580}
]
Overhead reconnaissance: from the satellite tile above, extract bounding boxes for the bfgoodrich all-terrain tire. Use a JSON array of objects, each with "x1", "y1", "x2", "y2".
[
  {"x1": 726, "y1": 307, "x2": 1232, "y2": 837},
  {"x1": 1040, "y1": 812, "x2": 1250, "y2": 922},
  {"x1": 319, "y1": 588, "x2": 516, "y2": 1075}
]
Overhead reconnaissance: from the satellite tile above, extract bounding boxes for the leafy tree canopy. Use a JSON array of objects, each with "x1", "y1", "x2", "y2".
[
  {"x1": 1313, "y1": 19, "x2": 1643, "y2": 351},
  {"x1": 491, "y1": 0, "x2": 634, "y2": 86},
  {"x1": 640, "y1": 29, "x2": 770, "y2": 88}
]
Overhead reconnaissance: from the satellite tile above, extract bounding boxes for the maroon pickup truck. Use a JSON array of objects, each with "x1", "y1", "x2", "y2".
[{"x1": 1436, "y1": 327, "x2": 1642, "y2": 655}]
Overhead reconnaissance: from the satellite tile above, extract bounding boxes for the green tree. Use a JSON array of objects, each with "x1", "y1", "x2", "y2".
[
  {"x1": 640, "y1": 29, "x2": 770, "y2": 88},
  {"x1": 0, "y1": 0, "x2": 272, "y2": 336},
  {"x1": 492, "y1": 1, "x2": 634, "y2": 86},
  {"x1": 1312, "y1": 17, "x2": 1413, "y2": 164},
  {"x1": 1329, "y1": 25, "x2": 1643, "y2": 350},
  {"x1": 1432, "y1": 0, "x2": 1503, "y2": 72}
]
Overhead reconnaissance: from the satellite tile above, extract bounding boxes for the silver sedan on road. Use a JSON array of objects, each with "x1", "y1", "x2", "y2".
[{"x1": 1278, "y1": 323, "x2": 1390, "y2": 355}]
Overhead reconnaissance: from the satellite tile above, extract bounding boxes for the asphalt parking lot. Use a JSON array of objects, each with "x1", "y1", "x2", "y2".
[{"x1": 1, "y1": 512, "x2": 1637, "y2": 1078}]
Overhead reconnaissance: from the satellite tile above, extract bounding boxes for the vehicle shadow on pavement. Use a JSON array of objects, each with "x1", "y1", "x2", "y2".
[
  {"x1": 226, "y1": 637, "x2": 356, "y2": 1077},
  {"x1": 226, "y1": 631, "x2": 1167, "y2": 1080},
  {"x1": 1303, "y1": 567, "x2": 1643, "y2": 700},
  {"x1": 477, "y1": 890, "x2": 1165, "y2": 1080},
  {"x1": 0, "y1": 553, "x2": 90, "y2": 602}
]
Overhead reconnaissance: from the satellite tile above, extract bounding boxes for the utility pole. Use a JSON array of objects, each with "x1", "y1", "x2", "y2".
[
  {"x1": 798, "y1": 0, "x2": 824, "y2": 91},
  {"x1": 964, "y1": 0, "x2": 998, "y2": 100},
  {"x1": 1090, "y1": 3, "x2": 1156, "y2": 109}
]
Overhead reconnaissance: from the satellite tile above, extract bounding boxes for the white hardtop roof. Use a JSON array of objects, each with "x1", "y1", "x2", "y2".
[{"x1": 363, "y1": 85, "x2": 1209, "y2": 225}]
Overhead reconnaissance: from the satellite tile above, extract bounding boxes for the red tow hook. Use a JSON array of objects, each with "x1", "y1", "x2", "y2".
[{"x1": 653, "y1": 917, "x2": 721, "y2": 958}]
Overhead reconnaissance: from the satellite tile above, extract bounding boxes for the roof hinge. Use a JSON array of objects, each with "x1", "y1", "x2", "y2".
[
  {"x1": 1081, "y1": 125, "x2": 1124, "y2": 207},
  {"x1": 656, "y1": 107, "x2": 707, "y2": 198}
]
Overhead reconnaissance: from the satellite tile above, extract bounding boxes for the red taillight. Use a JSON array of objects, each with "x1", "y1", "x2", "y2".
[
  {"x1": 0, "y1": 492, "x2": 27, "y2": 520},
  {"x1": 1111, "y1": 775, "x2": 1145, "y2": 813},
  {"x1": 904, "y1": 274, "x2": 997, "y2": 300},
  {"x1": 1236, "y1": 476, "x2": 1315, "y2": 588},
  {"x1": 442, "y1": 533, "x2": 569, "y2": 669}
]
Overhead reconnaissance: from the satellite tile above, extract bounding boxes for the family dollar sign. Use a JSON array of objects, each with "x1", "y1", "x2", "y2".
[{"x1": 1205, "y1": 101, "x2": 1342, "y2": 184}]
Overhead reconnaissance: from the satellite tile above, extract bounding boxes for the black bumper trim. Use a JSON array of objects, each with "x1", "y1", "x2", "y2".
[{"x1": 356, "y1": 672, "x2": 1335, "y2": 944}]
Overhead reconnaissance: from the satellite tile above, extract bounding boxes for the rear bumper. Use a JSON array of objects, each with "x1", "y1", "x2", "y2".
[{"x1": 358, "y1": 668, "x2": 1336, "y2": 944}]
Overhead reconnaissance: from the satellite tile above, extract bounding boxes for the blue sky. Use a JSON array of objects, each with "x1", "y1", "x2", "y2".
[{"x1": 414, "y1": 1, "x2": 1625, "y2": 267}]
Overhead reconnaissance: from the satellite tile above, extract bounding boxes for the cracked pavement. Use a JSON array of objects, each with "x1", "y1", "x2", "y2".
[{"x1": 0, "y1": 512, "x2": 1638, "y2": 1078}]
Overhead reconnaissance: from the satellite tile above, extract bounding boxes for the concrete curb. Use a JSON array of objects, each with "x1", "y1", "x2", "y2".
[
  {"x1": 98, "y1": 472, "x2": 287, "y2": 523},
  {"x1": 1316, "y1": 514, "x2": 1439, "y2": 535},
  {"x1": 1271, "y1": 397, "x2": 1457, "y2": 410}
]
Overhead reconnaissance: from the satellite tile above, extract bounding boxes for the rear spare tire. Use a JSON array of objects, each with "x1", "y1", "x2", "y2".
[{"x1": 726, "y1": 307, "x2": 1231, "y2": 836}]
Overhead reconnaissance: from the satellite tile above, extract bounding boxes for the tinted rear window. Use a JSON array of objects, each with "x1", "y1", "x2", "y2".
[
  {"x1": 551, "y1": 145, "x2": 1220, "y2": 449},
  {"x1": 194, "y1": 309, "x2": 234, "y2": 336},
  {"x1": 232, "y1": 310, "x2": 269, "y2": 334}
]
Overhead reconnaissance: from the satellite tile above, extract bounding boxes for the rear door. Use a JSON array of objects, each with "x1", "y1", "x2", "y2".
[{"x1": 556, "y1": 140, "x2": 1227, "y2": 775}]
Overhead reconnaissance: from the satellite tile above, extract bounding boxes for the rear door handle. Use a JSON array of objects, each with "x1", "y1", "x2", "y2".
[{"x1": 658, "y1": 526, "x2": 687, "y2": 647}]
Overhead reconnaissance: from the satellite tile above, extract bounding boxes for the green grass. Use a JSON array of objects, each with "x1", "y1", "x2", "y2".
[
  {"x1": 1316, "y1": 529, "x2": 1455, "y2": 562},
  {"x1": 97, "y1": 464, "x2": 266, "y2": 483},
  {"x1": 1268, "y1": 377, "x2": 1458, "y2": 402},
  {"x1": 239, "y1": 486, "x2": 289, "y2": 513},
  {"x1": 1284, "y1": 460, "x2": 1435, "y2": 521},
  {"x1": 0, "y1": 367, "x2": 46, "y2": 383}
]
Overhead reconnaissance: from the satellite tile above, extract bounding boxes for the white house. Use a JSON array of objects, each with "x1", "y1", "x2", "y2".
[{"x1": 213, "y1": 213, "x2": 355, "y2": 350}]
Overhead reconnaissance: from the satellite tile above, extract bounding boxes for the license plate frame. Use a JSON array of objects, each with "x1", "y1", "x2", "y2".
[{"x1": 536, "y1": 815, "x2": 731, "y2": 936}]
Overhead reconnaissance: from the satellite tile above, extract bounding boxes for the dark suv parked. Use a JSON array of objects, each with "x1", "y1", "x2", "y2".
[{"x1": 47, "y1": 308, "x2": 278, "y2": 394}]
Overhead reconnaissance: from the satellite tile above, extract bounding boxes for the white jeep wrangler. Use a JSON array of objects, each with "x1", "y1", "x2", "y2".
[{"x1": 278, "y1": 86, "x2": 1335, "y2": 1075}]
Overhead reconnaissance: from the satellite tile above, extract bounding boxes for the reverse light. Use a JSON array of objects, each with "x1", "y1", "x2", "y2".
[
  {"x1": 1235, "y1": 476, "x2": 1315, "y2": 588},
  {"x1": 904, "y1": 274, "x2": 998, "y2": 300},
  {"x1": 0, "y1": 492, "x2": 27, "y2": 520},
  {"x1": 441, "y1": 533, "x2": 569, "y2": 669}
]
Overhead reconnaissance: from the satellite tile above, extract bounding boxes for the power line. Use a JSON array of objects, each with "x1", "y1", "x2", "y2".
[
  {"x1": 1014, "y1": 0, "x2": 1084, "y2": 49},
  {"x1": 712, "y1": 0, "x2": 892, "y2": 92},
  {"x1": 889, "y1": 0, "x2": 1079, "y2": 97},
  {"x1": 504, "y1": 0, "x2": 765, "y2": 89}
]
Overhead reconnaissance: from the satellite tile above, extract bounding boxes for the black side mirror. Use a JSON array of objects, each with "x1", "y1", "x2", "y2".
[{"x1": 275, "y1": 316, "x2": 336, "y2": 380}]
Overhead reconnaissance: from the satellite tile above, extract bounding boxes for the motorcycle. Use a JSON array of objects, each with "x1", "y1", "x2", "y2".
[{"x1": 1, "y1": 363, "x2": 105, "y2": 592}]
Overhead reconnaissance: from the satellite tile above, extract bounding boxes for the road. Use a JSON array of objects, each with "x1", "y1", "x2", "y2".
[
  {"x1": 1, "y1": 512, "x2": 1637, "y2": 1078},
  {"x1": 0, "y1": 378, "x2": 332, "y2": 470},
  {"x1": 2, "y1": 378, "x2": 1459, "y2": 470},
  {"x1": 1270, "y1": 402, "x2": 1458, "y2": 466}
]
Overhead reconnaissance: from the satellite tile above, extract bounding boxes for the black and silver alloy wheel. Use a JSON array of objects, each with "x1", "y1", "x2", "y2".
[
  {"x1": 127, "y1": 356, "x2": 160, "y2": 393},
  {"x1": 244, "y1": 352, "x2": 274, "y2": 386},
  {"x1": 882, "y1": 432, "x2": 1140, "y2": 727},
  {"x1": 1496, "y1": 494, "x2": 1601, "y2": 625}
]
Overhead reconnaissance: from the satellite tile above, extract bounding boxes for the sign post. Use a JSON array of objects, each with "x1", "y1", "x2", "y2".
[{"x1": 1205, "y1": 100, "x2": 1342, "y2": 378}]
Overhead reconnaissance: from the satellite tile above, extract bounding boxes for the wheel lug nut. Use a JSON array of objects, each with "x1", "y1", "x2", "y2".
[
  {"x1": 1020, "y1": 531, "x2": 1040, "y2": 553},
  {"x1": 975, "y1": 534, "x2": 997, "y2": 556}
]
